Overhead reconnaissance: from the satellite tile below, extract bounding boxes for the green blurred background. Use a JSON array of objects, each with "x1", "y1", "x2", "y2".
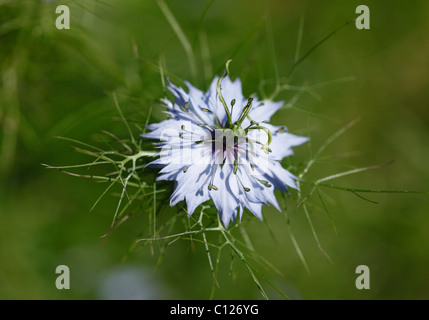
[{"x1": 1, "y1": 0, "x2": 428, "y2": 299}]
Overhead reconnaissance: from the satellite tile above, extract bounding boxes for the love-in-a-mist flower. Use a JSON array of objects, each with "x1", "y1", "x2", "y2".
[{"x1": 144, "y1": 63, "x2": 309, "y2": 228}]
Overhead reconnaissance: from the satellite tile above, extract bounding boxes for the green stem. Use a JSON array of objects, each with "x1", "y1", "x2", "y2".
[
  {"x1": 246, "y1": 126, "x2": 272, "y2": 153},
  {"x1": 217, "y1": 60, "x2": 233, "y2": 127},
  {"x1": 286, "y1": 19, "x2": 354, "y2": 79},
  {"x1": 235, "y1": 98, "x2": 253, "y2": 128}
]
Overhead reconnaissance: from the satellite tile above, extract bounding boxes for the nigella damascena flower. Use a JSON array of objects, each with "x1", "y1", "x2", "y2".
[{"x1": 144, "y1": 68, "x2": 309, "y2": 228}]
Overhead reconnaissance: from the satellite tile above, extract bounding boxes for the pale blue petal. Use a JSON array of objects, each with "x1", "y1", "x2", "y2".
[
  {"x1": 209, "y1": 164, "x2": 240, "y2": 228},
  {"x1": 247, "y1": 100, "x2": 284, "y2": 123}
]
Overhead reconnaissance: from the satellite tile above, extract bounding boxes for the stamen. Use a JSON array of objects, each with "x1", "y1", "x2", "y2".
[
  {"x1": 235, "y1": 174, "x2": 251, "y2": 192},
  {"x1": 201, "y1": 108, "x2": 222, "y2": 128},
  {"x1": 198, "y1": 123, "x2": 217, "y2": 130},
  {"x1": 276, "y1": 126, "x2": 287, "y2": 133},
  {"x1": 183, "y1": 167, "x2": 188, "y2": 173},
  {"x1": 242, "y1": 114, "x2": 260, "y2": 131},
  {"x1": 208, "y1": 165, "x2": 219, "y2": 191},
  {"x1": 258, "y1": 179, "x2": 272, "y2": 188},
  {"x1": 179, "y1": 132, "x2": 213, "y2": 145},
  {"x1": 179, "y1": 102, "x2": 189, "y2": 112},
  {"x1": 181, "y1": 125, "x2": 206, "y2": 138},
  {"x1": 234, "y1": 140, "x2": 255, "y2": 169},
  {"x1": 195, "y1": 139, "x2": 216, "y2": 145},
  {"x1": 179, "y1": 132, "x2": 197, "y2": 141},
  {"x1": 178, "y1": 103, "x2": 215, "y2": 128},
  {"x1": 231, "y1": 99, "x2": 236, "y2": 115},
  {"x1": 220, "y1": 156, "x2": 226, "y2": 169}
]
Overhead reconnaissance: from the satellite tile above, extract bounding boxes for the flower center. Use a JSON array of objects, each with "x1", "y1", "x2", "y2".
[{"x1": 214, "y1": 61, "x2": 273, "y2": 154}]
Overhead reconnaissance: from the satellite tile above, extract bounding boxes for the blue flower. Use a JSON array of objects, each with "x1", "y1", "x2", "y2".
[{"x1": 144, "y1": 71, "x2": 309, "y2": 228}]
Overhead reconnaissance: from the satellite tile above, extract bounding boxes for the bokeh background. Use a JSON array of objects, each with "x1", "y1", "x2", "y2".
[{"x1": 1, "y1": 0, "x2": 428, "y2": 299}]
